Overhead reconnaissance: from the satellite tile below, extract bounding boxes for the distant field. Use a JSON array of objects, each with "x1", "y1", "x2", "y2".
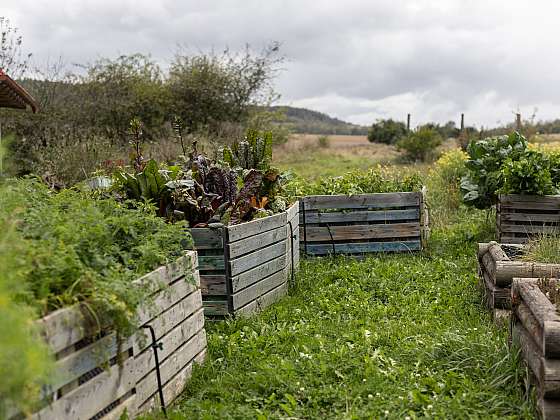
[{"x1": 273, "y1": 133, "x2": 454, "y2": 180}]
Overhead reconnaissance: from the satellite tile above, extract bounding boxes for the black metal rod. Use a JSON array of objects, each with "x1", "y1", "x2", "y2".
[
  {"x1": 142, "y1": 324, "x2": 167, "y2": 417},
  {"x1": 287, "y1": 220, "x2": 296, "y2": 287},
  {"x1": 301, "y1": 200, "x2": 308, "y2": 256},
  {"x1": 326, "y1": 224, "x2": 336, "y2": 256}
]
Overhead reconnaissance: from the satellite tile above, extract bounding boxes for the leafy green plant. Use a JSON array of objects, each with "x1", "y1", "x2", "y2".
[
  {"x1": 500, "y1": 150, "x2": 557, "y2": 195},
  {"x1": 317, "y1": 135, "x2": 330, "y2": 148},
  {"x1": 285, "y1": 166, "x2": 422, "y2": 198},
  {"x1": 1, "y1": 178, "x2": 188, "y2": 338},
  {"x1": 396, "y1": 126, "x2": 442, "y2": 162},
  {"x1": 222, "y1": 129, "x2": 273, "y2": 171},
  {"x1": 460, "y1": 132, "x2": 528, "y2": 209}
]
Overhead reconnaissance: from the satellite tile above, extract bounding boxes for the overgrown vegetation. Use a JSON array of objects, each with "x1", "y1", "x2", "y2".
[
  {"x1": 367, "y1": 119, "x2": 407, "y2": 144},
  {"x1": 522, "y1": 233, "x2": 560, "y2": 264},
  {"x1": 397, "y1": 126, "x2": 443, "y2": 162}
]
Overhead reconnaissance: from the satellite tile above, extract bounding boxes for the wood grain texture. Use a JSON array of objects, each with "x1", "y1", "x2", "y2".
[
  {"x1": 200, "y1": 275, "x2": 227, "y2": 295},
  {"x1": 227, "y1": 212, "x2": 287, "y2": 242},
  {"x1": 301, "y1": 209, "x2": 420, "y2": 224},
  {"x1": 230, "y1": 255, "x2": 287, "y2": 293},
  {"x1": 499, "y1": 194, "x2": 560, "y2": 211},
  {"x1": 303, "y1": 222, "x2": 420, "y2": 242},
  {"x1": 232, "y1": 269, "x2": 286, "y2": 310},
  {"x1": 302, "y1": 192, "x2": 421, "y2": 211},
  {"x1": 228, "y1": 225, "x2": 287, "y2": 259},
  {"x1": 190, "y1": 228, "x2": 224, "y2": 249},
  {"x1": 234, "y1": 282, "x2": 288, "y2": 317},
  {"x1": 228, "y1": 241, "x2": 287, "y2": 276},
  {"x1": 197, "y1": 255, "x2": 225, "y2": 271}
]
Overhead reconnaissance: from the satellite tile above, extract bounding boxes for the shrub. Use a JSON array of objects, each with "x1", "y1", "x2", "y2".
[
  {"x1": 317, "y1": 135, "x2": 330, "y2": 148},
  {"x1": 396, "y1": 126, "x2": 442, "y2": 162},
  {"x1": 522, "y1": 232, "x2": 560, "y2": 264},
  {"x1": 367, "y1": 119, "x2": 407, "y2": 144}
]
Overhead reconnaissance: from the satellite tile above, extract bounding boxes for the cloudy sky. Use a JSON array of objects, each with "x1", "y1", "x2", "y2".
[{"x1": 2, "y1": 0, "x2": 560, "y2": 128}]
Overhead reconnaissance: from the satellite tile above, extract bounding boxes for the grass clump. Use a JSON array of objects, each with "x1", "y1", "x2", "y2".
[{"x1": 522, "y1": 232, "x2": 560, "y2": 264}]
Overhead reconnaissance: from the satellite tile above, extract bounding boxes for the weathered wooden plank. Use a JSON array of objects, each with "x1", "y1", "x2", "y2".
[
  {"x1": 230, "y1": 255, "x2": 286, "y2": 293},
  {"x1": 137, "y1": 276, "x2": 199, "y2": 326},
  {"x1": 202, "y1": 300, "x2": 229, "y2": 316},
  {"x1": 135, "y1": 290, "x2": 202, "y2": 352},
  {"x1": 136, "y1": 332, "x2": 206, "y2": 411},
  {"x1": 514, "y1": 281, "x2": 560, "y2": 327},
  {"x1": 232, "y1": 269, "x2": 287, "y2": 309},
  {"x1": 138, "y1": 349, "x2": 206, "y2": 413},
  {"x1": 499, "y1": 235, "x2": 529, "y2": 244},
  {"x1": 198, "y1": 255, "x2": 225, "y2": 271},
  {"x1": 229, "y1": 241, "x2": 287, "y2": 276},
  {"x1": 303, "y1": 240, "x2": 422, "y2": 255},
  {"x1": 228, "y1": 225, "x2": 287, "y2": 259},
  {"x1": 481, "y1": 265, "x2": 510, "y2": 309},
  {"x1": 286, "y1": 201, "x2": 299, "y2": 221},
  {"x1": 491, "y1": 261, "x2": 560, "y2": 287},
  {"x1": 302, "y1": 208, "x2": 420, "y2": 224},
  {"x1": 516, "y1": 302, "x2": 544, "y2": 354},
  {"x1": 190, "y1": 228, "x2": 224, "y2": 249},
  {"x1": 227, "y1": 212, "x2": 287, "y2": 242},
  {"x1": 235, "y1": 282, "x2": 288, "y2": 317},
  {"x1": 303, "y1": 222, "x2": 420, "y2": 242},
  {"x1": 32, "y1": 356, "x2": 135, "y2": 420},
  {"x1": 501, "y1": 213, "x2": 560, "y2": 224},
  {"x1": 102, "y1": 393, "x2": 137, "y2": 420},
  {"x1": 200, "y1": 275, "x2": 227, "y2": 295},
  {"x1": 540, "y1": 398, "x2": 560, "y2": 420},
  {"x1": 513, "y1": 323, "x2": 560, "y2": 398},
  {"x1": 499, "y1": 194, "x2": 560, "y2": 211},
  {"x1": 134, "y1": 308, "x2": 204, "y2": 386},
  {"x1": 302, "y1": 192, "x2": 421, "y2": 211},
  {"x1": 500, "y1": 225, "x2": 560, "y2": 234}
]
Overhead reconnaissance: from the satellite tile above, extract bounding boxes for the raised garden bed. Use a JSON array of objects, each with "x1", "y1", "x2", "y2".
[
  {"x1": 498, "y1": 194, "x2": 560, "y2": 244},
  {"x1": 191, "y1": 202, "x2": 299, "y2": 317},
  {"x1": 512, "y1": 277, "x2": 560, "y2": 419},
  {"x1": 21, "y1": 252, "x2": 206, "y2": 420},
  {"x1": 478, "y1": 242, "x2": 560, "y2": 317},
  {"x1": 299, "y1": 190, "x2": 428, "y2": 256}
]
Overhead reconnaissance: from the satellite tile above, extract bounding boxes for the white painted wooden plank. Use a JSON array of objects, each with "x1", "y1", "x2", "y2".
[
  {"x1": 135, "y1": 329, "x2": 207, "y2": 409},
  {"x1": 228, "y1": 241, "x2": 287, "y2": 276},
  {"x1": 32, "y1": 356, "x2": 135, "y2": 420},
  {"x1": 135, "y1": 309, "x2": 205, "y2": 382},
  {"x1": 235, "y1": 282, "x2": 288, "y2": 317},
  {"x1": 227, "y1": 212, "x2": 287, "y2": 242},
  {"x1": 231, "y1": 255, "x2": 287, "y2": 293},
  {"x1": 138, "y1": 349, "x2": 206, "y2": 414},
  {"x1": 232, "y1": 268, "x2": 287, "y2": 309},
  {"x1": 228, "y1": 225, "x2": 287, "y2": 259}
]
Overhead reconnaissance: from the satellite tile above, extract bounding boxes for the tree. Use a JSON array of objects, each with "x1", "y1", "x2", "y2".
[
  {"x1": 397, "y1": 126, "x2": 442, "y2": 161},
  {"x1": 167, "y1": 43, "x2": 282, "y2": 134},
  {"x1": 0, "y1": 17, "x2": 31, "y2": 78},
  {"x1": 367, "y1": 119, "x2": 407, "y2": 144}
]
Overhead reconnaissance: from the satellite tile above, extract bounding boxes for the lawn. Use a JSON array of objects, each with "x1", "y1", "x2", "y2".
[{"x1": 147, "y1": 142, "x2": 537, "y2": 419}]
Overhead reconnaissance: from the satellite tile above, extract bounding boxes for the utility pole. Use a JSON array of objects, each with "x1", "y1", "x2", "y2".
[
  {"x1": 406, "y1": 113, "x2": 411, "y2": 131},
  {"x1": 516, "y1": 113, "x2": 522, "y2": 131},
  {"x1": 460, "y1": 113, "x2": 465, "y2": 132}
]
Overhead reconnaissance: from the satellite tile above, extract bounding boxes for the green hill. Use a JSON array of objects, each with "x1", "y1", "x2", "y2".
[{"x1": 269, "y1": 105, "x2": 368, "y2": 135}]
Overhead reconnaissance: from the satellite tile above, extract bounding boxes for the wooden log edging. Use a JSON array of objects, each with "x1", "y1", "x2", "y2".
[
  {"x1": 299, "y1": 190, "x2": 428, "y2": 256},
  {"x1": 477, "y1": 242, "x2": 560, "y2": 312},
  {"x1": 498, "y1": 194, "x2": 560, "y2": 244},
  {"x1": 511, "y1": 277, "x2": 560, "y2": 419},
  {"x1": 19, "y1": 252, "x2": 206, "y2": 420},
  {"x1": 191, "y1": 201, "x2": 299, "y2": 317}
]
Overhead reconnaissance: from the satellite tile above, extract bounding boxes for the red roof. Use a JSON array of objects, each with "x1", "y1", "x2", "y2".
[{"x1": 0, "y1": 69, "x2": 39, "y2": 113}]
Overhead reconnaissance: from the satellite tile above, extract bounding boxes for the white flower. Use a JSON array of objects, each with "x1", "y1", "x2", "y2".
[
  {"x1": 368, "y1": 394, "x2": 374, "y2": 399},
  {"x1": 364, "y1": 329, "x2": 372, "y2": 338}
]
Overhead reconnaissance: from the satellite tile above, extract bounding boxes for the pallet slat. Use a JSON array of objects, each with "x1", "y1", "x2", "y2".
[
  {"x1": 303, "y1": 222, "x2": 420, "y2": 242},
  {"x1": 304, "y1": 240, "x2": 421, "y2": 256},
  {"x1": 232, "y1": 269, "x2": 286, "y2": 310},
  {"x1": 302, "y1": 192, "x2": 421, "y2": 210},
  {"x1": 301, "y1": 208, "x2": 420, "y2": 224}
]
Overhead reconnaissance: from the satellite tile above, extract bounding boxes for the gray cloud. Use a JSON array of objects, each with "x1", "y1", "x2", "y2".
[{"x1": 3, "y1": 0, "x2": 560, "y2": 127}]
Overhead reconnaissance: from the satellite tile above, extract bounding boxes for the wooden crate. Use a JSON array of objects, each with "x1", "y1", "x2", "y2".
[
  {"x1": 191, "y1": 202, "x2": 299, "y2": 317},
  {"x1": 498, "y1": 194, "x2": 560, "y2": 244},
  {"x1": 478, "y1": 242, "x2": 560, "y2": 314},
  {"x1": 511, "y1": 277, "x2": 560, "y2": 419},
  {"x1": 299, "y1": 190, "x2": 427, "y2": 256},
  {"x1": 23, "y1": 252, "x2": 206, "y2": 420}
]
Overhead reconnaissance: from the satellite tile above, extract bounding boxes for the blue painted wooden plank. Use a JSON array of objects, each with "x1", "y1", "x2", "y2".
[{"x1": 302, "y1": 240, "x2": 421, "y2": 255}]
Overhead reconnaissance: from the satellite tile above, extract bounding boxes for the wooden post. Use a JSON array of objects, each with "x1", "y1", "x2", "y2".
[
  {"x1": 516, "y1": 113, "x2": 522, "y2": 131},
  {"x1": 407, "y1": 113, "x2": 411, "y2": 131},
  {"x1": 460, "y1": 113, "x2": 465, "y2": 132}
]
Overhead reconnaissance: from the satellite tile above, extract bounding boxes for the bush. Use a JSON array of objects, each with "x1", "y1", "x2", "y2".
[
  {"x1": 396, "y1": 126, "x2": 442, "y2": 162},
  {"x1": 500, "y1": 150, "x2": 557, "y2": 195},
  {"x1": 317, "y1": 135, "x2": 330, "y2": 148},
  {"x1": 367, "y1": 119, "x2": 407, "y2": 144}
]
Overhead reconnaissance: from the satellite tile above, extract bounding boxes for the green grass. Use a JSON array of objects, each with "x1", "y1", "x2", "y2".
[{"x1": 152, "y1": 207, "x2": 536, "y2": 419}]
